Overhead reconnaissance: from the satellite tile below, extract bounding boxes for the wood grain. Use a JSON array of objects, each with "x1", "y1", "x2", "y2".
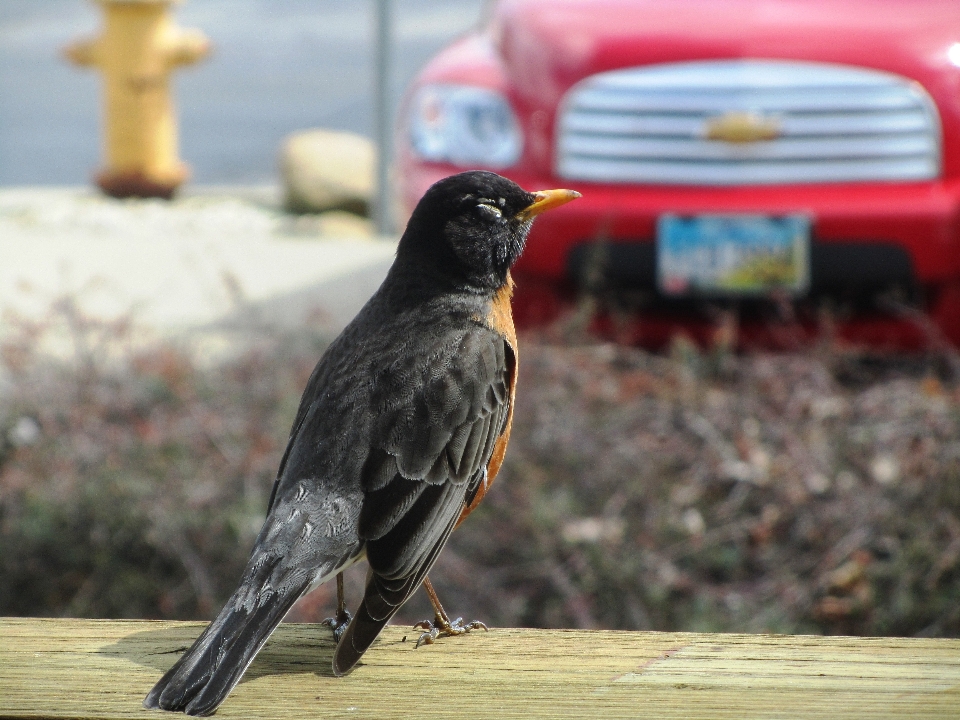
[{"x1": 1, "y1": 618, "x2": 958, "y2": 719}]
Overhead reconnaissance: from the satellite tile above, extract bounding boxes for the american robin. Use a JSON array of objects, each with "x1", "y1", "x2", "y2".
[{"x1": 143, "y1": 170, "x2": 579, "y2": 716}]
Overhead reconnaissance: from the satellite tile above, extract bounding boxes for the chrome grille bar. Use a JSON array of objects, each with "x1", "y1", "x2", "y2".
[{"x1": 556, "y1": 60, "x2": 941, "y2": 185}]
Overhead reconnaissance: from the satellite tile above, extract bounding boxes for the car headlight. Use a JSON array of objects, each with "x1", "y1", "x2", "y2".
[{"x1": 409, "y1": 85, "x2": 522, "y2": 168}]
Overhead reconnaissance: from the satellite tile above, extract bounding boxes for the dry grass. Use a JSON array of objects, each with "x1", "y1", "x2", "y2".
[{"x1": 1, "y1": 301, "x2": 958, "y2": 637}]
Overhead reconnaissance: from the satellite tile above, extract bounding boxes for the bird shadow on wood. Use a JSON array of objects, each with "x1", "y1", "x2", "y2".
[{"x1": 97, "y1": 623, "x2": 361, "y2": 683}]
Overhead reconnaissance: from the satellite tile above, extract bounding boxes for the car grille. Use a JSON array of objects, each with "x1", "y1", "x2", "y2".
[{"x1": 555, "y1": 60, "x2": 941, "y2": 186}]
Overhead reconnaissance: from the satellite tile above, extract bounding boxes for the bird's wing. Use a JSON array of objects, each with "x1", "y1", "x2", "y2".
[{"x1": 333, "y1": 324, "x2": 514, "y2": 675}]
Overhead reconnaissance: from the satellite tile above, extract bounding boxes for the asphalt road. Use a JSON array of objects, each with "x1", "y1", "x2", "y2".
[{"x1": 0, "y1": 0, "x2": 487, "y2": 185}]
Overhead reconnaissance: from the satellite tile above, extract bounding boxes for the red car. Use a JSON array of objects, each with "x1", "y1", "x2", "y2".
[{"x1": 395, "y1": 0, "x2": 960, "y2": 348}]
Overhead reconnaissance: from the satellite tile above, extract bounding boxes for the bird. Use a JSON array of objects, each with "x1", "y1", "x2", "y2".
[{"x1": 143, "y1": 170, "x2": 580, "y2": 716}]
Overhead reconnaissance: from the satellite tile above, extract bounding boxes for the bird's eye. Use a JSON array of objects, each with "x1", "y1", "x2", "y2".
[{"x1": 477, "y1": 203, "x2": 503, "y2": 219}]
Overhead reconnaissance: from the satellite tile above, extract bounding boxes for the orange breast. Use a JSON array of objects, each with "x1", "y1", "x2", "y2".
[{"x1": 457, "y1": 273, "x2": 518, "y2": 526}]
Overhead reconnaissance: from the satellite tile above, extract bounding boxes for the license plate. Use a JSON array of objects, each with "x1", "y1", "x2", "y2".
[{"x1": 657, "y1": 214, "x2": 810, "y2": 296}]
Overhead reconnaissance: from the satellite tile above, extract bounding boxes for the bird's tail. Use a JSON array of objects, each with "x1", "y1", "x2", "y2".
[{"x1": 143, "y1": 555, "x2": 310, "y2": 717}]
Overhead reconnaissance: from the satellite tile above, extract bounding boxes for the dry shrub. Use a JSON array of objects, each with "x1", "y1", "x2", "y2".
[
  {"x1": 0, "y1": 300, "x2": 326, "y2": 619},
  {"x1": 1, "y1": 301, "x2": 958, "y2": 637},
  {"x1": 433, "y1": 336, "x2": 960, "y2": 637}
]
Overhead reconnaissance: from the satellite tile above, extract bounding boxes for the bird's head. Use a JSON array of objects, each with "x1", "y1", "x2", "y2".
[{"x1": 398, "y1": 170, "x2": 580, "y2": 291}]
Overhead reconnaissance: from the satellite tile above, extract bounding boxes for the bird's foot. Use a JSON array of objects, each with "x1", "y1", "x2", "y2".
[
  {"x1": 322, "y1": 609, "x2": 353, "y2": 644},
  {"x1": 413, "y1": 616, "x2": 488, "y2": 648}
]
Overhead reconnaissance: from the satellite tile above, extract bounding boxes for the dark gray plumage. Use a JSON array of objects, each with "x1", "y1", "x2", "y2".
[{"x1": 143, "y1": 171, "x2": 538, "y2": 716}]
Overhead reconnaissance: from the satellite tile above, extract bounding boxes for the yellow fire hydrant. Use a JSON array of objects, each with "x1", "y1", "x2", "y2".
[{"x1": 65, "y1": 0, "x2": 210, "y2": 199}]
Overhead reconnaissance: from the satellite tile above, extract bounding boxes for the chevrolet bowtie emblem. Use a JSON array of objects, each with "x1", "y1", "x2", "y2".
[{"x1": 704, "y1": 111, "x2": 781, "y2": 143}]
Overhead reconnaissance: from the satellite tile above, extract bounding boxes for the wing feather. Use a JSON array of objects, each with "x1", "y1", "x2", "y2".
[{"x1": 332, "y1": 326, "x2": 513, "y2": 676}]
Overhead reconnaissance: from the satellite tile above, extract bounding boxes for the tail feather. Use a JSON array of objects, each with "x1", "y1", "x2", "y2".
[
  {"x1": 144, "y1": 579, "x2": 309, "y2": 716},
  {"x1": 189, "y1": 591, "x2": 306, "y2": 716}
]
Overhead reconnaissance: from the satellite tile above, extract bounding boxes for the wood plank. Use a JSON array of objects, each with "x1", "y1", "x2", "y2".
[{"x1": 1, "y1": 618, "x2": 958, "y2": 719}]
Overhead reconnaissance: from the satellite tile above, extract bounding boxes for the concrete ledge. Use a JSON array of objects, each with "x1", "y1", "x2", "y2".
[{"x1": 1, "y1": 618, "x2": 958, "y2": 719}]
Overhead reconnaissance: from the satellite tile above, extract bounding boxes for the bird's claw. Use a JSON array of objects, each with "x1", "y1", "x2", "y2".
[
  {"x1": 413, "y1": 616, "x2": 488, "y2": 648},
  {"x1": 322, "y1": 609, "x2": 353, "y2": 644}
]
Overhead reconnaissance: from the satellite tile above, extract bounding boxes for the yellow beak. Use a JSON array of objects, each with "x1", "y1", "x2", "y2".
[{"x1": 515, "y1": 188, "x2": 581, "y2": 222}]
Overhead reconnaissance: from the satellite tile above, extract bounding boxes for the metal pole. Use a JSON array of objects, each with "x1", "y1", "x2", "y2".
[{"x1": 373, "y1": 0, "x2": 392, "y2": 236}]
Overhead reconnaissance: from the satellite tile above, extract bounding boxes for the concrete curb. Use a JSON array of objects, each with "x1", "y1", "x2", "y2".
[{"x1": 0, "y1": 186, "x2": 397, "y2": 348}]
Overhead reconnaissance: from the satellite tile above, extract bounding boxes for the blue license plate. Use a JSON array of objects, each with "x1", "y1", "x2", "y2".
[{"x1": 657, "y1": 214, "x2": 810, "y2": 296}]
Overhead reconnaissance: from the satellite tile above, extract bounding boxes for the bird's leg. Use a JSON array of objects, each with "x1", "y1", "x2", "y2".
[
  {"x1": 413, "y1": 576, "x2": 487, "y2": 648},
  {"x1": 321, "y1": 572, "x2": 352, "y2": 643}
]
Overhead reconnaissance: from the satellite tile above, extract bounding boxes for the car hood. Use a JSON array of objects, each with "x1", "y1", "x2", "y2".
[{"x1": 491, "y1": 0, "x2": 960, "y2": 110}]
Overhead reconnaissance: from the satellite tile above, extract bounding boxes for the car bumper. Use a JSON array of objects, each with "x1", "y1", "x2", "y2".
[{"x1": 400, "y1": 163, "x2": 960, "y2": 289}]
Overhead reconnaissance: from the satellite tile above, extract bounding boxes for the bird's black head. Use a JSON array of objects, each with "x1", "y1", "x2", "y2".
[{"x1": 397, "y1": 171, "x2": 579, "y2": 292}]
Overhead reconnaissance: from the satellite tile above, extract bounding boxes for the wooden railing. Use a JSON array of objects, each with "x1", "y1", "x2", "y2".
[{"x1": 2, "y1": 618, "x2": 958, "y2": 718}]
